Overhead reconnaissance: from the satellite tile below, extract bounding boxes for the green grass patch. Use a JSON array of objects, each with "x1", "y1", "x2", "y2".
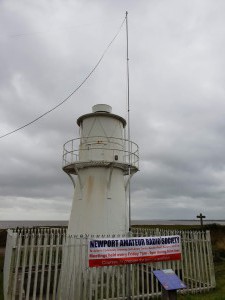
[{"x1": 178, "y1": 261, "x2": 225, "y2": 300}]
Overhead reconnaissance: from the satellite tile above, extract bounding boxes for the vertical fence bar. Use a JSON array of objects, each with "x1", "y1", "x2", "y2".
[
  {"x1": 32, "y1": 233, "x2": 41, "y2": 300},
  {"x1": 46, "y1": 232, "x2": 54, "y2": 299},
  {"x1": 89, "y1": 267, "x2": 93, "y2": 300},
  {"x1": 82, "y1": 238, "x2": 88, "y2": 300},
  {"x1": 19, "y1": 234, "x2": 29, "y2": 300},
  {"x1": 4, "y1": 231, "x2": 16, "y2": 300},
  {"x1": 100, "y1": 267, "x2": 104, "y2": 300},
  {"x1": 77, "y1": 238, "x2": 83, "y2": 299},
  {"x1": 106, "y1": 266, "x2": 110, "y2": 299},
  {"x1": 145, "y1": 263, "x2": 150, "y2": 299},
  {"x1": 122, "y1": 265, "x2": 126, "y2": 299},
  {"x1": 111, "y1": 264, "x2": 115, "y2": 299},
  {"x1": 131, "y1": 264, "x2": 135, "y2": 299},
  {"x1": 140, "y1": 263, "x2": 144, "y2": 298},
  {"x1": 116, "y1": 266, "x2": 120, "y2": 299},
  {"x1": 94, "y1": 267, "x2": 99, "y2": 300},
  {"x1": 136, "y1": 263, "x2": 140, "y2": 300},
  {"x1": 202, "y1": 231, "x2": 210, "y2": 290},
  {"x1": 195, "y1": 232, "x2": 201, "y2": 291},
  {"x1": 39, "y1": 232, "x2": 48, "y2": 300},
  {"x1": 25, "y1": 233, "x2": 35, "y2": 300},
  {"x1": 12, "y1": 233, "x2": 22, "y2": 300},
  {"x1": 52, "y1": 232, "x2": 60, "y2": 299},
  {"x1": 150, "y1": 265, "x2": 154, "y2": 298},
  {"x1": 181, "y1": 231, "x2": 187, "y2": 283},
  {"x1": 198, "y1": 232, "x2": 205, "y2": 288},
  {"x1": 187, "y1": 232, "x2": 194, "y2": 291},
  {"x1": 68, "y1": 236, "x2": 76, "y2": 299},
  {"x1": 206, "y1": 231, "x2": 216, "y2": 288},
  {"x1": 191, "y1": 232, "x2": 197, "y2": 292}
]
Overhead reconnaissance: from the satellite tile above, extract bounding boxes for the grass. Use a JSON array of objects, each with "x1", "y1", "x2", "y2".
[
  {"x1": 177, "y1": 261, "x2": 225, "y2": 300},
  {"x1": 0, "y1": 224, "x2": 225, "y2": 299}
]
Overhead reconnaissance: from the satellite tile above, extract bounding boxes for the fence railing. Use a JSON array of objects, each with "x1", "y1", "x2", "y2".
[
  {"x1": 62, "y1": 136, "x2": 139, "y2": 171},
  {"x1": 4, "y1": 228, "x2": 215, "y2": 299}
]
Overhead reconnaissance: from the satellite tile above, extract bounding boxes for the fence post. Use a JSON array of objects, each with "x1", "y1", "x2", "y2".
[
  {"x1": 3, "y1": 230, "x2": 17, "y2": 300},
  {"x1": 206, "y1": 230, "x2": 216, "y2": 288}
]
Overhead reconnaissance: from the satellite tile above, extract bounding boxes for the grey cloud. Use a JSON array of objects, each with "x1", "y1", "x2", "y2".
[{"x1": 1, "y1": 0, "x2": 225, "y2": 221}]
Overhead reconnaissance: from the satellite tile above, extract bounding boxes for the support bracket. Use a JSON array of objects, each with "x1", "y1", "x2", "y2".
[
  {"x1": 66, "y1": 173, "x2": 76, "y2": 189},
  {"x1": 74, "y1": 166, "x2": 83, "y2": 200},
  {"x1": 107, "y1": 165, "x2": 114, "y2": 199},
  {"x1": 125, "y1": 172, "x2": 134, "y2": 190}
]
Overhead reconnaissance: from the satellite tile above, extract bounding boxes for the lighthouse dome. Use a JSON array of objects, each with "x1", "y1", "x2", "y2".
[{"x1": 92, "y1": 104, "x2": 112, "y2": 113}]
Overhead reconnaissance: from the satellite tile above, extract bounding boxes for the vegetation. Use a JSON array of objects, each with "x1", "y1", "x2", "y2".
[{"x1": 0, "y1": 224, "x2": 225, "y2": 299}]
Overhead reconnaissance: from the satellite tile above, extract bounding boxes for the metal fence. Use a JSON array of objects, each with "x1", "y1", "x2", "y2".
[{"x1": 4, "y1": 228, "x2": 216, "y2": 299}]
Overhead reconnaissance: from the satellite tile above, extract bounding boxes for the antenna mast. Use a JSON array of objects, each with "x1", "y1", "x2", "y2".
[{"x1": 126, "y1": 11, "x2": 131, "y2": 231}]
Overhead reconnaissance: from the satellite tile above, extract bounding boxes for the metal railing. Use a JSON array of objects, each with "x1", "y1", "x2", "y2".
[
  {"x1": 4, "y1": 228, "x2": 215, "y2": 299},
  {"x1": 62, "y1": 136, "x2": 139, "y2": 171}
]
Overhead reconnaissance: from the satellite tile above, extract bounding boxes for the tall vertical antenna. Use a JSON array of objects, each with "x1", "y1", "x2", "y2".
[
  {"x1": 126, "y1": 13, "x2": 133, "y2": 300},
  {"x1": 126, "y1": 11, "x2": 131, "y2": 231}
]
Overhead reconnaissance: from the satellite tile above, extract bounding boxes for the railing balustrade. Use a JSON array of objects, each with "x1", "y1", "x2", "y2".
[{"x1": 62, "y1": 136, "x2": 139, "y2": 171}]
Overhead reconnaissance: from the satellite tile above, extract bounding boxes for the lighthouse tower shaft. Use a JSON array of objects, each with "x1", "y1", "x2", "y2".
[{"x1": 62, "y1": 104, "x2": 139, "y2": 235}]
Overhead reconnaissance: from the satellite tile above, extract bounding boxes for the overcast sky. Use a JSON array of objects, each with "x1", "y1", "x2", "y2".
[{"x1": 1, "y1": 0, "x2": 225, "y2": 221}]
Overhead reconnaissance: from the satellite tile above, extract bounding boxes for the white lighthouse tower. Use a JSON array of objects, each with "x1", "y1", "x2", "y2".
[{"x1": 62, "y1": 104, "x2": 139, "y2": 235}]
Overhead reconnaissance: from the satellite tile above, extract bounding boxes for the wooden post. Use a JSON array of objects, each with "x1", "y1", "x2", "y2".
[
  {"x1": 197, "y1": 213, "x2": 206, "y2": 227},
  {"x1": 162, "y1": 288, "x2": 177, "y2": 299}
]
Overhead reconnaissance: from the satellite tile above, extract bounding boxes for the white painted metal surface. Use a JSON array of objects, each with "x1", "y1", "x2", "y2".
[
  {"x1": 3, "y1": 230, "x2": 17, "y2": 299},
  {"x1": 4, "y1": 227, "x2": 216, "y2": 299},
  {"x1": 62, "y1": 105, "x2": 139, "y2": 235},
  {"x1": 92, "y1": 104, "x2": 112, "y2": 113}
]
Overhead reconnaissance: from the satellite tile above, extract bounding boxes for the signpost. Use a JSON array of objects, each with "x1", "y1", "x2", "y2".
[
  {"x1": 153, "y1": 269, "x2": 186, "y2": 300},
  {"x1": 197, "y1": 213, "x2": 206, "y2": 227}
]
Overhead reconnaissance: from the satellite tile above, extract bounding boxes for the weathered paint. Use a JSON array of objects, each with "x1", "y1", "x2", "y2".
[
  {"x1": 64, "y1": 105, "x2": 139, "y2": 235},
  {"x1": 68, "y1": 167, "x2": 128, "y2": 234}
]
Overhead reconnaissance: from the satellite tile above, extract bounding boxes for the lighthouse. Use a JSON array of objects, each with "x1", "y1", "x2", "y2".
[{"x1": 62, "y1": 104, "x2": 139, "y2": 235}]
